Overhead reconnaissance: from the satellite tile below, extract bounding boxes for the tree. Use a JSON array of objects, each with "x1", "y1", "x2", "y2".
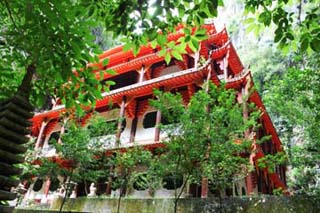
[
  {"x1": 224, "y1": 0, "x2": 320, "y2": 195},
  {"x1": 1, "y1": 0, "x2": 317, "y2": 208},
  {"x1": 23, "y1": 114, "x2": 115, "y2": 212},
  {"x1": 150, "y1": 82, "x2": 260, "y2": 213},
  {"x1": 112, "y1": 147, "x2": 153, "y2": 213},
  {"x1": 264, "y1": 53, "x2": 320, "y2": 195},
  {"x1": 0, "y1": 0, "x2": 221, "y2": 207},
  {"x1": 244, "y1": 0, "x2": 320, "y2": 54}
]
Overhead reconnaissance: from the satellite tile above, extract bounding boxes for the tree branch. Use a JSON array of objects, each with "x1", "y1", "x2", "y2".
[{"x1": 2, "y1": 0, "x2": 18, "y2": 29}]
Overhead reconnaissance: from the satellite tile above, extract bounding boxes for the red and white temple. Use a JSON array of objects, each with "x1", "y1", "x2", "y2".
[{"x1": 24, "y1": 23, "x2": 286, "y2": 204}]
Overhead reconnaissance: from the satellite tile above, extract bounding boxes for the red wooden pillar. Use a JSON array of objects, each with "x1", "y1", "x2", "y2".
[
  {"x1": 245, "y1": 173, "x2": 254, "y2": 195},
  {"x1": 106, "y1": 166, "x2": 114, "y2": 195},
  {"x1": 242, "y1": 83, "x2": 254, "y2": 195},
  {"x1": 154, "y1": 87, "x2": 163, "y2": 142},
  {"x1": 201, "y1": 178, "x2": 208, "y2": 198},
  {"x1": 58, "y1": 117, "x2": 69, "y2": 144},
  {"x1": 154, "y1": 110, "x2": 161, "y2": 142},
  {"x1": 116, "y1": 96, "x2": 126, "y2": 145},
  {"x1": 35, "y1": 119, "x2": 48, "y2": 149},
  {"x1": 139, "y1": 65, "x2": 145, "y2": 83},
  {"x1": 43, "y1": 178, "x2": 51, "y2": 197},
  {"x1": 129, "y1": 100, "x2": 138, "y2": 143}
]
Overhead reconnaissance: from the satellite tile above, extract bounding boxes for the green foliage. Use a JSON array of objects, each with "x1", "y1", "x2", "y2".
[
  {"x1": 0, "y1": 0, "x2": 106, "y2": 108},
  {"x1": 112, "y1": 146, "x2": 153, "y2": 212},
  {"x1": 257, "y1": 152, "x2": 287, "y2": 173},
  {"x1": 244, "y1": 0, "x2": 320, "y2": 53},
  {"x1": 150, "y1": 82, "x2": 260, "y2": 196},
  {"x1": 87, "y1": 113, "x2": 118, "y2": 137},
  {"x1": 112, "y1": 147, "x2": 153, "y2": 193},
  {"x1": 264, "y1": 52, "x2": 320, "y2": 195},
  {"x1": 0, "y1": 0, "x2": 224, "y2": 110},
  {"x1": 23, "y1": 114, "x2": 115, "y2": 191}
]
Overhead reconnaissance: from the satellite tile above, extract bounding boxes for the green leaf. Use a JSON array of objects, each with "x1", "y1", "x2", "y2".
[
  {"x1": 107, "y1": 69, "x2": 117, "y2": 75},
  {"x1": 191, "y1": 38, "x2": 199, "y2": 51},
  {"x1": 151, "y1": 40, "x2": 158, "y2": 49},
  {"x1": 258, "y1": 11, "x2": 271, "y2": 26},
  {"x1": 165, "y1": 53, "x2": 171, "y2": 64},
  {"x1": 286, "y1": 32, "x2": 294, "y2": 41},
  {"x1": 188, "y1": 40, "x2": 197, "y2": 52},
  {"x1": 123, "y1": 43, "x2": 133, "y2": 52},
  {"x1": 246, "y1": 23, "x2": 257, "y2": 34},
  {"x1": 195, "y1": 28, "x2": 207, "y2": 36},
  {"x1": 243, "y1": 18, "x2": 255, "y2": 24},
  {"x1": 167, "y1": 41, "x2": 175, "y2": 48},
  {"x1": 158, "y1": 49, "x2": 166, "y2": 57},
  {"x1": 310, "y1": 38, "x2": 320, "y2": 52},
  {"x1": 171, "y1": 50, "x2": 183, "y2": 61},
  {"x1": 105, "y1": 80, "x2": 116, "y2": 86},
  {"x1": 184, "y1": 27, "x2": 191, "y2": 36},
  {"x1": 157, "y1": 34, "x2": 167, "y2": 46},
  {"x1": 176, "y1": 43, "x2": 187, "y2": 54},
  {"x1": 102, "y1": 58, "x2": 109, "y2": 66}
]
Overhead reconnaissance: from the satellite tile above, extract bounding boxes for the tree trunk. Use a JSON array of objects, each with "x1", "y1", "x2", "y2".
[
  {"x1": 59, "y1": 169, "x2": 74, "y2": 213},
  {"x1": 174, "y1": 174, "x2": 190, "y2": 213}
]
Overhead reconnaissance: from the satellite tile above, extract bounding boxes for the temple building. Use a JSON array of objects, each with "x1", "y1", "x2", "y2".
[{"x1": 24, "y1": 23, "x2": 286, "y2": 204}]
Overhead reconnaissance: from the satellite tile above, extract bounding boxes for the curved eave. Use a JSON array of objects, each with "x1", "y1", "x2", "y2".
[
  {"x1": 249, "y1": 91, "x2": 282, "y2": 152},
  {"x1": 210, "y1": 41, "x2": 244, "y2": 75},
  {"x1": 93, "y1": 28, "x2": 231, "y2": 80},
  {"x1": 97, "y1": 24, "x2": 216, "y2": 62}
]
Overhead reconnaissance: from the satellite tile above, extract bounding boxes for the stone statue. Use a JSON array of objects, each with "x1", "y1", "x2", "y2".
[
  {"x1": 87, "y1": 183, "x2": 97, "y2": 197},
  {"x1": 70, "y1": 189, "x2": 77, "y2": 198}
]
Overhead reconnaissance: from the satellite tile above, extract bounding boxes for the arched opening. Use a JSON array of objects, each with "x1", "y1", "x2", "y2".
[
  {"x1": 32, "y1": 179, "x2": 43, "y2": 192},
  {"x1": 49, "y1": 178, "x2": 60, "y2": 192},
  {"x1": 163, "y1": 173, "x2": 183, "y2": 190},
  {"x1": 132, "y1": 173, "x2": 149, "y2": 191}
]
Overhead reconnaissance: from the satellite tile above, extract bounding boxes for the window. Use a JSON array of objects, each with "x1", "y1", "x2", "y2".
[
  {"x1": 143, "y1": 110, "x2": 180, "y2": 129},
  {"x1": 48, "y1": 131, "x2": 60, "y2": 144},
  {"x1": 102, "y1": 71, "x2": 138, "y2": 91},
  {"x1": 143, "y1": 111, "x2": 157, "y2": 128},
  {"x1": 88, "y1": 119, "x2": 126, "y2": 137}
]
